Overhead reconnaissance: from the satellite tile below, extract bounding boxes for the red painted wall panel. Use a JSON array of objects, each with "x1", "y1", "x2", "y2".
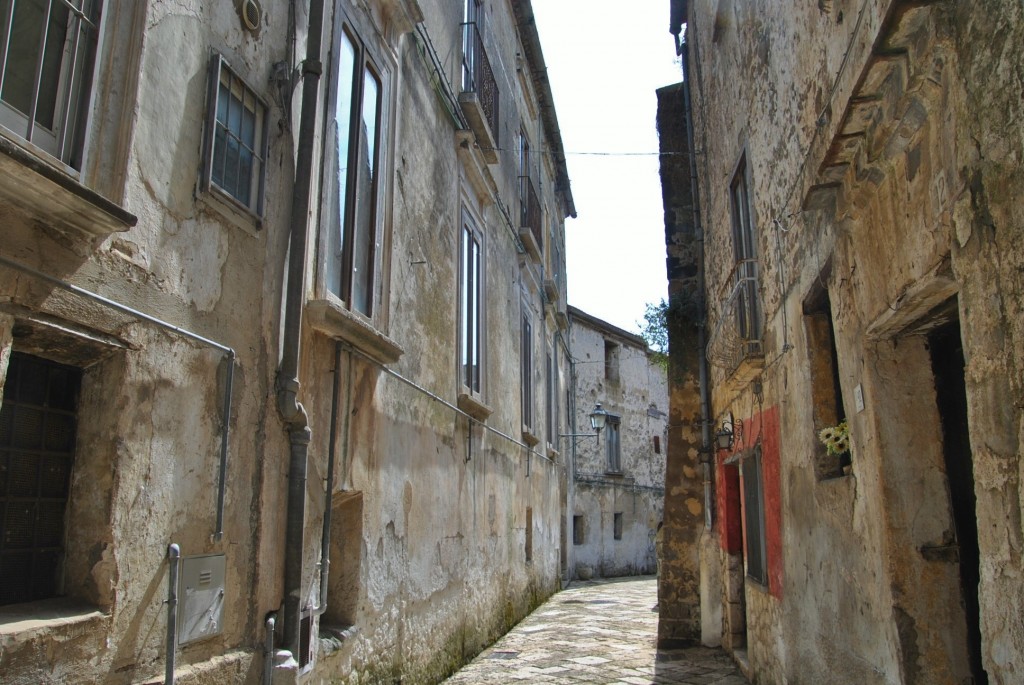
[{"x1": 715, "y1": 404, "x2": 783, "y2": 598}]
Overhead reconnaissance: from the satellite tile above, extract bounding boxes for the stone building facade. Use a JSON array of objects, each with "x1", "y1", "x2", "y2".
[
  {"x1": 659, "y1": 1, "x2": 1024, "y2": 684},
  {"x1": 0, "y1": 1, "x2": 574, "y2": 683},
  {"x1": 566, "y1": 306, "x2": 667, "y2": 581}
]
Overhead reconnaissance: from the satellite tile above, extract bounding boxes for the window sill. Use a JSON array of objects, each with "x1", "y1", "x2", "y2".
[
  {"x1": 307, "y1": 299, "x2": 404, "y2": 365},
  {"x1": 457, "y1": 392, "x2": 493, "y2": 421},
  {"x1": 197, "y1": 186, "x2": 262, "y2": 235},
  {"x1": 455, "y1": 130, "x2": 497, "y2": 203},
  {"x1": 0, "y1": 597, "x2": 107, "y2": 640},
  {"x1": 546, "y1": 445, "x2": 560, "y2": 460},
  {"x1": 0, "y1": 134, "x2": 136, "y2": 238},
  {"x1": 522, "y1": 428, "x2": 540, "y2": 447},
  {"x1": 604, "y1": 470, "x2": 625, "y2": 478},
  {"x1": 518, "y1": 227, "x2": 542, "y2": 262}
]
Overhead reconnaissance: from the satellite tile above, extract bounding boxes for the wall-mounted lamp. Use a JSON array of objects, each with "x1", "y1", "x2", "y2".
[
  {"x1": 714, "y1": 425, "x2": 734, "y2": 451},
  {"x1": 715, "y1": 413, "x2": 741, "y2": 451},
  {"x1": 561, "y1": 402, "x2": 610, "y2": 447}
]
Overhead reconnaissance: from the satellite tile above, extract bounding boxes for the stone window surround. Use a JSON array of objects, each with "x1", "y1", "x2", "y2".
[
  {"x1": 313, "y1": 5, "x2": 397, "y2": 344},
  {"x1": 0, "y1": 312, "x2": 126, "y2": 642},
  {"x1": 199, "y1": 53, "x2": 270, "y2": 223}
]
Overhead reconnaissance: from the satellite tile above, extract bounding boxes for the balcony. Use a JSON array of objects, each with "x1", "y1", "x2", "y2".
[
  {"x1": 707, "y1": 258, "x2": 764, "y2": 385},
  {"x1": 518, "y1": 175, "x2": 542, "y2": 262},
  {"x1": 459, "y1": 22, "x2": 499, "y2": 164}
]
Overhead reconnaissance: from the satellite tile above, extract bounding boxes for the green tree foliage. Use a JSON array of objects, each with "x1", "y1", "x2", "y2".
[{"x1": 640, "y1": 299, "x2": 669, "y2": 368}]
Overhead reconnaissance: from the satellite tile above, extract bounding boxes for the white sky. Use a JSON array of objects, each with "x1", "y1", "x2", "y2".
[{"x1": 531, "y1": 1, "x2": 683, "y2": 334}]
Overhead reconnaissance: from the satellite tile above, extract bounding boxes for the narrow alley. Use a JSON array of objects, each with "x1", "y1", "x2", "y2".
[{"x1": 442, "y1": 578, "x2": 746, "y2": 684}]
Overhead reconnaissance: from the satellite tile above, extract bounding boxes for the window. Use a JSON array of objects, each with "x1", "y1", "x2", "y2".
[
  {"x1": 653, "y1": 435, "x2": 661, "y2": 454},
  {"x1": 459, "y1": 212, "x2": 483, "y2": 396},
  {"x1": 518, "y1": 130, "x2": 541, "y2": 249},
  {"x1": 804, "y1": 279, "x2": 848, "y2": 479},
  {"x1": 201, "y1": 54, "x2": 269, "y2": 217},
  {"x1": 572, "y1": 514, "x2": 584, "y2": 545},
  {"x1": 521, "y1": 312, "x2": 533, "y2": 431},
  {"x1": 741, "y1": 447, "x2": 768, "y2": 585},
  {"x1": 323, "y1": 18, "x2": 386, "y2": 317},
  {"x1": 461, "y1": 0, "x2": 482, "y2": 92},
  {"x1": 606, "y1": 414, "x2": 621, "y2": 473},
  {"x1": 0, "y1": 351, "x2": 81, "y2": 606},
  {"x1": 729, "y1": 155, "x2": 762, "y2": 350},
  {"x1": 0, "y1": 0, "x2": 100, "y2": 169},
  {"x1": 459, "y1": 0, "x2": 498, "y2": 149},
  {"x1": 613, "y1": 512, "x2": 623, "y2": 541},
  {"x1": 604, "y1": 340, "x2": 620, "y2": 383},
  {"x1": 545, "y1": 346, "x2": 555, "y2": 445},
  {"x1": 525, "y1": 507, "x2": 533, "y2": 562}
]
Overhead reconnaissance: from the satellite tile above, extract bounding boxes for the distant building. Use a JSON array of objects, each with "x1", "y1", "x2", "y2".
[
  {"x1": 659, "y1": 0, "x2": 1024, "y2": 683},
  {"x1": 567, "y1": 306, "x2": 667, "y2": 580},
  {"x1": 0, "y1": 1, "x2": 575, "y2": 683}
]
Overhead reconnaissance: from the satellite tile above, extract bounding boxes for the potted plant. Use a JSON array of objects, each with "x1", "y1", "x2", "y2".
[{"x1": 819, "y1": 420, "x2": 852, "y2": 474}]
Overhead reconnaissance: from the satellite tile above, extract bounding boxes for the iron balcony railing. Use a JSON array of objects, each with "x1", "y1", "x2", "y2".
[
  {"x1": 519, "y1": 174, "x2": 542, "y2": 248},
  {"x1": 706, "y1": 258, "x2": 764, "y2": 373},
  {"x1": 461, "y1": 21, "x2": 499, "y2": 143}
]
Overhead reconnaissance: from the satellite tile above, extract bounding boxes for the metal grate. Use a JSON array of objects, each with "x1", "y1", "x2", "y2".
[
  {"x1": 0, "y1": 351, "x2": 81, "y2": 606},
  {"x1": 461, "y1": 20, "x2": 499, "y2": 144},
  {"x1": 519, "y1": 174, "x2": 542, "y2": 247},
  {"x1": 0, "y1": 0, "x2": 102, "y2": 169}
]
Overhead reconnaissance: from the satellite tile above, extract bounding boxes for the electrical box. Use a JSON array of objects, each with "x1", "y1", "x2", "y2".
[{"x1": 178, "y1": 553, "x2": 226, "y2": 645}]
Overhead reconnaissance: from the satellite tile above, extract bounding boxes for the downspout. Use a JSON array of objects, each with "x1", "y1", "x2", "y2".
[
  {"x1": 165, "y1": 544, "x2": 180, "y2": 685},
  {"x1": 679, "y1": 29, "x2": 714, "y2": 527},
  {"x1": 315, "y1": 341, "x2": 345, "y2": 615},
  {"x1": 278, "y1": 0, "x2": 326, "y2": 657}
]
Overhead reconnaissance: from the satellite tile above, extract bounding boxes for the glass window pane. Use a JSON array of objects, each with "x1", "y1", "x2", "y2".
[
  {"x1": 351, "y1": 66, "x2": 381, "y2": 315},
  {"x1": 326, "y1": 31, "x2": 357, "y2": 298}
]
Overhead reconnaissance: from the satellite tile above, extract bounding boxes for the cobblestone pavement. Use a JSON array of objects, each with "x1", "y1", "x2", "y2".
[{"x1": 442, "y1": 576, "x2": 747, "y2": 684}]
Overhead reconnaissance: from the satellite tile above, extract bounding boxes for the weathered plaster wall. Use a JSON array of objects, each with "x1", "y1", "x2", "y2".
[
  {"x1": 567, "y1": 308, "x2": 667, "y2": 581},
  {"x1": 678, "y1": 0, "x2": 1024, "y2": 683},
  {"x1": 0, "y1": 1, "x2": 575, "y2": 684}
]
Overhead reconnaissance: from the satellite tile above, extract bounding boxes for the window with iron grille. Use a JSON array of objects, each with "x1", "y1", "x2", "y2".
[
  {"x1": 741, "y1": 447, "x2": 768, "y2": 585},
  {"x1": 322, "y1": 16, "x2": 387, "y2": 318},
  {"x1": 729, "y1": 155, "x2": 762, "y2": 349},
  {"x1": 201, "y1": 54, "x2": 269, "y2": 217},
  {"x1": 0, "y1": 0, "x2": 102, "y2": 170},
  {"x1": 460, "y1": 211, "x2": 484, "y2": 396},
  {"x1": 606, "y1": 414, "x2": 621, "y2": 473},
  {"x1": 0, "y1": 351, "x2": 81, "y2": 606}
]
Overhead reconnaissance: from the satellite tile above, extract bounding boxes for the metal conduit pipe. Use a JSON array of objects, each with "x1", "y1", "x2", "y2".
[
  {"x1": 278, "y1": 0, "x2": 326, "y2": 657},
  {"x1": 315, "y1": 341, "x2": 345, "y2": 615},
  {"x1": 263, "y1": 613, "x2": 277, "y2": 684},
  {"x1": 166, "y1": 544, "x2": 181, "y2": 685},
  {"x1": 680, "y1": 32, "x2": 715, "y2": 526},
  {"x1": 0, "y1": 255, "x2": 237, "y2": 538}
]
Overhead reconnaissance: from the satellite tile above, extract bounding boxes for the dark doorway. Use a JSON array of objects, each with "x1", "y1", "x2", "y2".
[{"x1": 928, "y1": 321, "x2": 987, "y2": 685}]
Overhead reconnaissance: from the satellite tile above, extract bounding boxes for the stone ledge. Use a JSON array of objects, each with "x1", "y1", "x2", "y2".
[
  {"x1": 457, "y1": 392, "x2": 493, "y2": 421},
  {"x1": 0, "y1": 134, "x2": 136, "y2": 238},
  {"x1": 306, "y1": 299, "x2": 404, "y2": 365},
  {"x1": 0, "y1": 597, "x2": 107, "y2": 639}
]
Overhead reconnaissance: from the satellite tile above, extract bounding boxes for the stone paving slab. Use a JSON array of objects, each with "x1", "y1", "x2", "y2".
[{"x1": 442, "y1": 576, "x2": 747, "y2": 685}]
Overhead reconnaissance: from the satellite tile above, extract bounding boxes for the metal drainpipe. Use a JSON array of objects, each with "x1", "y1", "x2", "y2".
[
  {"x1": 315, "y1": 341, "x2": 345, "y2": 615},
  {"x1": 166, "y1": 544, "x2": 180, "y2": 685},
  {"x1": 680, "y1": 32, "x2": 714, "y2": 527},
  {"x1": 278, "y1": 0, "x2": 326, "y2": 658},
  {"x1": 263, "y1": 613, "x2": 277, "y2": 684}
]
